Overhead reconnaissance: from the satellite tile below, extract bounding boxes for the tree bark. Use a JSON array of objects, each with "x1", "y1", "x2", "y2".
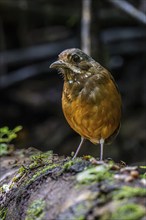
[{"x1": 0, "y1": 148, "x2": 146, "y2": 220}]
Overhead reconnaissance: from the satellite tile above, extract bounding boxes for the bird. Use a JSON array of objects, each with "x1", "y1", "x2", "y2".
[{"x1": 50, "y1": 48, "x2": 122, "y2": 161}]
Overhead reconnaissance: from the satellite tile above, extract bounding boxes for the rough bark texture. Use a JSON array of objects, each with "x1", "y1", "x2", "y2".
[{"x1": 0, "y1": 148, "x2": 146, "y2": 220}]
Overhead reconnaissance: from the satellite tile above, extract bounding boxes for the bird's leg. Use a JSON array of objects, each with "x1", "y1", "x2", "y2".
[
  {"x1": 99, "y1": 138, "x2": 104, "y2": 161},
  {"x1": 72, "y1": 137, "x2": 85, "y2": 159}
]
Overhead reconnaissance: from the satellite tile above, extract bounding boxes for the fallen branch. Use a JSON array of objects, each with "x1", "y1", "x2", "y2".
[
  {"x1": 109, "y1": 0, "x2": 146, "y2": 25},
  {"x1": 0, "y1": 148, "x2": 146, "y2": 219}
]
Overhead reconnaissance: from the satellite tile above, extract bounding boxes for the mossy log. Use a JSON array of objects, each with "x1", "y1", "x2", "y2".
[{"x1": 0, "y1": 148, "x2": 146, "y2": 220}]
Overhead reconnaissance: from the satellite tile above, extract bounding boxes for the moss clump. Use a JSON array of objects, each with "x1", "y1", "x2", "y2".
[
  {"x1": 9, "y1": 151, "x2": 59, "y2": 189},
  {"x1": 0, "y1": 208, "x2": 7, "y2": 220},
  {"x1": 140, "y1": 166, "x2": 146, "y2": 169},
  {"x1": 0, "y1": 126, "x2": 22, "y2": 156},
  {"x1": 30, "y1": 151, "x2": 53, "y2": 163},
  {"x1": 0, "y1": 144, "x2": 10, "y2": 156},
  {"x1": 29, "y1": 151, "x2": 53, "y2": 169},
  {"x1": 9, "y1": 165, "x2": 28, "y2": 189},
  {"x1": 113, "y1": 186, "x2": 146, "y2": 200},
  {"x1": 0, "y1": 126, "x2": 22, "y2": 144},
  {"x1": 25, "y1": 162, "x2": 58, "y2": 186},
  {"x1": 25, "y1": 199, "x2": 45, "y2": 220},
  {"x1": 140, "y1": 173, "x2": 146, "y2": 179},
  {"x1": 62, "y1": 157, "x2": 83, "y2": 171},
  {"x1": 139, "y1": 166, "x2": 146, "y2": 179},
  {"x1": 76, "y1": 165, "x2": 112, "y2": 184},
  {"x1": 111, "y1": 203, "x2": 146, "y2": 220},
  {"x1": 63, "y1": 160, "x2": 74, "y2": 170}
]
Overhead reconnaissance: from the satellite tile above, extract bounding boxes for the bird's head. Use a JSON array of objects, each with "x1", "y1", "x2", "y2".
[{"x1": 50, "y1": 48, "x2": 100, "y2": 84}]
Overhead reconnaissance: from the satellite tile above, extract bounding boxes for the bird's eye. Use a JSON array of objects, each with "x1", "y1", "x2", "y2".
[{"x1": 72, "y1": 54, "x2": 81, "y2": 63}]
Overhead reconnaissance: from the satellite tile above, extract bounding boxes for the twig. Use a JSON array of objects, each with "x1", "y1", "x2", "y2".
[
  {"x1": 0, "y1": 61, "x2": 50, "y2": 88},
  {"x1": 109, "y1": 0, "x2": 146, "y2": 25},
  {"x1": 81, "y1": 0, "x2": 91, "y2": 55},
  {"x1": 0, "y1": 37, "x2": 78, "y2": 66}
]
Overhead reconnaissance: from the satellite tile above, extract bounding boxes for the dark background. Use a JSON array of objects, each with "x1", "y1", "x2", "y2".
[{"x1": 0, "y1": 0, "x2": 146, "y2": 164}]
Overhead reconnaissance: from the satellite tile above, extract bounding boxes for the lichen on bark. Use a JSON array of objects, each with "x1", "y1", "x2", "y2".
[{"x1": 0, "y1": 148, "x2": 146, "y2": 220}]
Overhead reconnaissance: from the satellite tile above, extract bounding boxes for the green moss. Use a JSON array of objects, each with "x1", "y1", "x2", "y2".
[
  {"x1": 0, "y1": 126, "x2": 22, "y2": 144},
  {"x1": 25, "y1": 199, "x2": 45, "y2": 220},
  {"x1": 0, "y1": 144, "x2": 9, "y2": 156},
  {"x1": 10, "y1": 165, "x2": 28, "y2": 188},
  {"x1": 140, "y1": 173, "x2": 146, "y2": 179},
  {"x1": 63, "y1": 160, "x2": 74, "y2": 170},
  {"x1": 25, "y1": 163, "x2": 58, "y2": 186},
  {"x1": 18, "y1": 165, "x2": 28, "y2": 173},
  {"x1": 30, "y1": 151, "x2": 53, "y2": 163},
  {"x1": 75, "y1": 202, "x2": 93, "y2": 219},
  {"x1": 140, "y1": 166, "x2": 146, "y2": 169},
  {"x1": 73, "y1": 200, "x2": 95, "y2": 220},
  {"x1": 29, "y1": 151, "x2": 53, "y2": 169},
  {"x1": 62, "y1": 157, "x2": 85, "y2": 171},
  {"x1": 9, "y1": 151, "x2": 59, "y2": 189},
  {"x1": 11, "y1": 151, "x2": 55, "y2": 186},
  {"x1": 0, "y1": 126, "x2": 22, "y2": 156},
  {"x1": 111, "y1": 203, "x2": 145, "y2": 220},
  {"x1": 0, "y1": 208, "x2": 7, "y2": 220},
  {"x1": 113, "y1": 186, "x2": 146, "y2": 200},
  {"x1": 76, "y1": 203, "x2": 86, "y2": 213},
  {"x1": 76, "y1": 165, "x2": 112, "y2": 184},
  {"x1": 139, "y1": 166, "x2": 146, "y2": 179},
  {"x1": 76, "y1": 216, "x2": 85, "y2": 220}
]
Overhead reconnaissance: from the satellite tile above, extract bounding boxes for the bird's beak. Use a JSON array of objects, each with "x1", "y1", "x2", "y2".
[{"x1": 50, "y1": 60, "x2": 66, "y2": 69}]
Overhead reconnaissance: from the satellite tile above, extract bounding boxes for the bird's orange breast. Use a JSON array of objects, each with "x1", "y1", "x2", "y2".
[{"x1": 62, "y1": 78, "x2": 121, "y2": 144}]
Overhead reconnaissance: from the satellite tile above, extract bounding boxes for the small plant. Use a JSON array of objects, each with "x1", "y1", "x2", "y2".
[{"x1": 0, "y1": 126, "x2": 22, "y2": 156}]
